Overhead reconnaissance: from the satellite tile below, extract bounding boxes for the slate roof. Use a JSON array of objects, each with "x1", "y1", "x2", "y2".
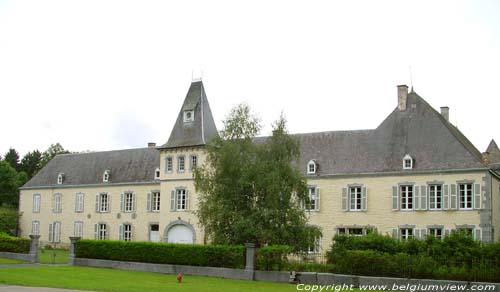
[
  {"x1": 296, "y1": 90, "x2": 484, "y2": 175},
  {"x1": 22, "y1": 148, "x2": 159, "y2": 188},
  {"x1": 158, "y1": 81, "x2": 219, "y2": 149},
  {"x1": 485, "y1": 140, "x2": 500, "y2": 164}
]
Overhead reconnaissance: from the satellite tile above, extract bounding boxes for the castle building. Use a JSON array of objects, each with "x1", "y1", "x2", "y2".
[{"x1": 18, "y1": 81, "x2": 500, "y2": 250}]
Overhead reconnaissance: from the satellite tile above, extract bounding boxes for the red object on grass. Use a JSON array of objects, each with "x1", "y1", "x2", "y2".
[{"x1": 177, "y1": 273, "x2": 183, "y2": 283}]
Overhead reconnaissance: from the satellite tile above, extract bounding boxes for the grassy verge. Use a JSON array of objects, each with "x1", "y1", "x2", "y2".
[
  {"x1": 0, "y1": 257, "x2": 26, "y2": 264},
  {"x1": 39, "y1": 248, "x2": 69, "y2": 264},
  {"x1": 0, "y1": 266, "x2": 299, "y2": 292}
]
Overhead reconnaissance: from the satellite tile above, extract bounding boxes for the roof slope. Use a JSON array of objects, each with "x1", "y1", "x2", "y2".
[
  {"x1": 158, "y1": 81, "x2": 218, "y2": 149},
  {"x1": 22, "y1": 148, "x2": 159, "y2": 188},
  {"x1": 486, "y1": 139, "x2": 500, "y2": 164}
]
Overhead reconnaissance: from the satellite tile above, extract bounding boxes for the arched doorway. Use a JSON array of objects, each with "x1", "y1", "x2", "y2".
[{"x1": 164, "y1": 220, "x2": 196, "y2": 244}]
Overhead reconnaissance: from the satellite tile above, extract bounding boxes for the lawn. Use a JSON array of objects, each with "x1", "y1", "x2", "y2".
[
  {"x1": 0, "y1": 266, "x2": 299, "y2": 292},
  {"x1": 39, "y1": 248, "x2": 69, "y2": 264},
  {"x1": 0, "y1": 257, "x2": 26, "y2": 264}
]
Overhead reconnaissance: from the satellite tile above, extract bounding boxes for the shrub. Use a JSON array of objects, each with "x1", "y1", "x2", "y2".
[
  {"x1": 0, "y1": 207, "x2": 18, "y2": 236},
  {"x1": 75, "y1": 240, "x2": 245, "y2": 269},
  {"x1": 0, "y1": 232, "x2": 30, "y2": 253},
  {"x1": 256, "y1": 245, "x2": 293, "y2": 271}
]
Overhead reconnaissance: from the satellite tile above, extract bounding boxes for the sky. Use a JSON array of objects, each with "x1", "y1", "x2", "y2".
[{"x1": 0, "y1": 0, "x2": 499, "y2": 157}]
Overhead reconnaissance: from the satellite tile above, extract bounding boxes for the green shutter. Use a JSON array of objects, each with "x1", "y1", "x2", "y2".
[
  {"x1": 474, "y1": 229, "x2": 481, "y2": 241},
  {"x1": 421, "y1": 229, "x2": 427, "y2": 239},
  {"x1": 119, "y1": 224, "x2": 124, "y2": 241},
  {"x1": 185, "y1": 190, "x2": 189, "y2": 211},
  {"x1": 94, "y1": 224, "x2": 98, "y2": 239},
  {"x1": 450, "y1": 184, "x2": 457, "y2": 209},
  {"x1": 170, "y1": 191, "x2": 175, "y2": 211},
  {"x1": 132, "y1": 193, "x2": 137, "y2": 212},
  {"x1": 414, "y1": 186, "x2": 420, "y2": 210},
  {"x1": 443, "y1": 185, "x2": 449, "y2": 210},
  {"x1": 316, "y1": 188, "x2": 320, "y2": 211},
  {"x1": 120, "y1": 193, "x2": 124, "y2": 212},
  {"x1": 420, "y1": 186, "x2": 427, "y2": 210},
  {"x1": 474, "y1": 183, "x2": 481, "y2": 210},
  {"x1": 48, "y1": 223, "x2": 53, "y2": 242},
  {"x1": 392, "y1": 186, "x2": 399, "y2": 211},
  {"x1": 361, "y1": 187, "x2": 367, "y2": 211},
  {"x1": 95, "y1": 194, "x2": 99, "y2": 212},
  {"x1": 342, "y1": 188, "x2": 348, "y2": 211},
  {"x1": 147, "y1": 193, "x2": 152, "y2": 212},
  {"x1": 392, "y1": 228, "x2": 398, "y2": 239}
]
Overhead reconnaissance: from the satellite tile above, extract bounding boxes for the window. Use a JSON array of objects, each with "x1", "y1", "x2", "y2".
[
  {"x1": 183, "y1": 110, "x2": 195, "y2": 123},
  {"x1": 123, "y1": 192, "x2": 134, "y2": 212},
  {"x1": 306, "y1": 186, "x2": 320, "y2": 211},
  {"x1": 152, "y1": 191, "x2": 160, "y2": 212},
  {"x1": 403, "y1": 154, "x2": 413, "y2": 170},
  {"x1": 31, "y1": 220, "x2": 40, "y2": 235},
  {"x1": 428, "y1": 228, "x2": 443, "y2": 239},
  {"x1": 190, "y1": 155, "x2": 198, "y2": 170},
  {"x1": 120, "y1": 224, "x2": 132, "y2": 241},
  {"x1": 154, "y1": 168, "x2": 160, "y2": 180},
  {"x1": 97, "y1": 223, "x2": 107, "y2": 240},
  {"x1": 48, "y1": 222, "x2": 61, "y2": 243},
  {"x1": 337, "y1": 227, "x2": 371, "y2": 236},
  {"x1": 428, "y1": 185, "x2": 442, "y2": 210},
  {"x1": 400, "y1": 228, "x2": 413, "y2": 240},
  {"x1": 33, "y1": 194, "x2": 41, "y2": 213},
  {"x1": 456, "y1": 228, "x2": 473, "y2": 237},
  {"x1": 96, "y1": 193, "x2": 109, "y2": 213},
  {"x1": 459, "y1": 183, "x2": 473, "y2": 209},
  {"x1": 307, "y1": 160, "x2": 316, "y2": 174},
  {"x1": 349, "y1": 187, "x2": 362, "y2": 211},
  {"x1": 57, "y1": 173, "x2": 64, "y2": 184},
  {"x1": 103, "y1": 170, "x2": 110, "y2": 183},
  {"x1": 74, "y1": 221, "x2": 83, "y2": 237},
  {"x1": 178, "y1": 156, "x2": 185, "y2": 172},
  {"x1": 400, "y1": 185, "x2": 413, "y2": 210},
  {"x1": 176, "y1": 189, "x2": 187, "y2": 211},
  {"x1": 53, "y1": 193, "x2": 62, "y2": 213},
  {"x1": 166, "y1": 157, "x2": 173, "y2": 173},
  {"x1": 308, "y1": 237, "x2": 321, "y2": 254},
  {"x1": 75, "y1": 193, "x2": 84, "y2": 213}
]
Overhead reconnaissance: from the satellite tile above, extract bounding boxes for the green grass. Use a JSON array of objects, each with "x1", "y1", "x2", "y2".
[
  {"x1": 0, "y1": 257, "x2": 26, "y2": 264},
  {"x1": 0, "y1": 266, "x2": 298, "y2": 292},
  {"x1": 39, "y1": 248, "x2": 69, "y2": 264}
]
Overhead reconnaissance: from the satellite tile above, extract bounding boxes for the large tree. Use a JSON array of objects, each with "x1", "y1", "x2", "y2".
[
  {"x1": 20, "y1": 150, "x2": 42, "y2": 179},
  {"x1": 40, "y1": 143, "x2": 70, "y2": 168},
  {"x1": 3, "y1": 148, "x2": 20, "y2": 172},
  {"x1": 194, "y1": 104, "x2": 321, "y2": 250},
  {"x1": 0, "y1": 161, "x2": 26, "y2": 207}
]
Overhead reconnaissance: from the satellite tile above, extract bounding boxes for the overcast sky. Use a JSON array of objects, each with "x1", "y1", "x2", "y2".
[{"x1": 1, "y1": 0, "x2": 499, "y2": 157}]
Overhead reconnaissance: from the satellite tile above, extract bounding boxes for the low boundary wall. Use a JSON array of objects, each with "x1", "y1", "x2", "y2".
[{"x1": 0, "y1": 234, "x2": 40, "y2": 263}]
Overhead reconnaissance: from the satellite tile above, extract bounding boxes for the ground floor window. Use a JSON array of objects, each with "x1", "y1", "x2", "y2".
[
  {"x1": 428, "y1": 228, "x2": 442, "y2": 239},
  {"x1": 95, "y1": 223, "x2": 107, "y2": 240},
  {"x1": 74, "y1": 221, "x2": 83, "y2": 237},
  {"x1": 337, "y1": 227, "x2": 372, "y2": 236},
  {"x1": 400, "y1": 228, "x2": 413, "y2": 240},
  {"x1": 308, "y1": 237, "x2": 321, "y2": 254},
  {"x1": 31, "y1": 220, "x2": 40, "y2": 235},
  {"x1": 48, "y1": 222, "x2": 61, "y2": 243}
]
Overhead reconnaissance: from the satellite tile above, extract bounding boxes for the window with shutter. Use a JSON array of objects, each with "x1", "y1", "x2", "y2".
[
  {"x1": 429, "y1": 185, "x2": 443, "y2": 210},
  {"x1": 152, "y1": 191, "x2": 161, "y2": 212},
  {"x1": 459, "y1": 183, "x2": 473, "y2": 210},
  {"x1": 400, "y1": 185, "x2": 413, "y2": 210}
]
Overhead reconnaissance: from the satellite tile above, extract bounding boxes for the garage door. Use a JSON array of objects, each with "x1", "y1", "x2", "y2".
[{"x1": 167, "y1": 225, "x2": 194, "y2": 244}]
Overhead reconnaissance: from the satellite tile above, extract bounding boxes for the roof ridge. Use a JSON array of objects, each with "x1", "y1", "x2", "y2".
[{"x1": 55, "y1": 147, "x2": 157, "y2": 157}]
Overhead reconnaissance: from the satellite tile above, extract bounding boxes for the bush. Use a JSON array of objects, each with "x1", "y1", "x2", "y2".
[
  {"x1": 75, "y1": 240, "x2": 245, "y2": 269},
  {"x1": 0, "y1": 207, "x2": 18, "y2": 236},
  {"x1": 0, "y1": 232, "x2": 30, "y2": 253},
  {"x1": 256, "y1": 245, "x2": 293, "y2": 271}
]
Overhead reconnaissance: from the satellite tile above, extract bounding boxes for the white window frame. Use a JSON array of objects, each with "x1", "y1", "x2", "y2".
[
  {"x1": 178, "y1": 156, "x2": 185, "y2": 172},
  {"x1": 400, "y1": 185, "x2": 413, "y2": 210},
  {"x1": 403, "y1": 154, "x2": 413, "y2": 170},
  {"x1": 176, "y1": 188, "x2": 187, "y2": 211},
  {"x1": 428, "y1": 184, "x2": 442, "y2": 210},
  {"x1": 124, "y1": 192, "x2": 134, "y2": 212},
  {"x1": 103, "y1": 170, "x2": 110, "y2": 183},
  {"x1": 307, "y1": 160, "x2": 316, "y2": 174},
  {"x1": 459, "y1": 183, "x2": 473, "y2": 210},
  {"x1": 33, "y1": 194, "x2": 41, "y2": 213},
  {"x1": 400, "y1": 228, "x2": 413, "y2": 240},
  {"x1": 75, "y1": 193, "x2": 84, "y2": 213},
  {"x1": 57, "y1": 173, "x2": 64, "y2": 184},
  {"x1": 349, "y1": 186, "x2": 362, "y2": 211},
  {"x1": 123, "y1": 224, "x2": 132, "y2": 241},
  {"x1": 98, "y1": 223, "x2": 107, "y2": 240},
  {"x1": 183, "y1": 110, "x2": 194, "y2": 123},
  {"x1": 154, "y1": 168, "x2": 160, "y2": 180},
  {"x1": 428, "y1": 228, "x2": 443, "y2": 239},
  {"x1": 166, "y1": 157, "x2": 173, "y2": 173},
  {"x1": 190, "y1": 155, "x2": 198, "y2": 171},
  {"x1": 306, "y1": 186, "x2": 320, "y2": 211},
  {"x1": 31, "y1": 220, "x2": 40, "y2": 235},
  {"x1": 98, "y1": 193, "x2": 109, "y2": 213},
  {"x1": 307, "y1": 237, "x2": 322, "y2": 254},
  {"x1": 152, "y1": 191, "x2": 161, "y2": 212},
  {"x1": 74, "y1": 221, "x2": 83, "y2": 237},
  {"x1": 53, "y1": 193, "x2": 62, "y2": 213},
  {"x1": 49, "y1": 222, "x2": 61, "y2": 243}
]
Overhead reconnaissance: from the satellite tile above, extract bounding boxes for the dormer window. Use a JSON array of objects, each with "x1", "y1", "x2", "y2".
[
  {"x1": 403, "y1": 154, "x2": 413, "y2": 170},
  {"x1": 57, "y1": 173, "x2": 65, "y2": 185},
  {"x1": 154, "y1": 168, "x2": 160, "y2": 180},
  {"x1": 307, "y1": 160, "x2": 317, "y2": 174},
  {"x1": 183, "y1": 110, "x2": 195, "y2": 123},
  {"x1": 103, "y1": 170, "x2": 111, "y2": 183}
]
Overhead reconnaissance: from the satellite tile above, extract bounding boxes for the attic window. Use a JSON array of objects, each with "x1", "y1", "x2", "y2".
[
  {"x1": 103, "y1": 170, "x2": 110, "y2": 183},
  {"x1": 57, "y1": 173, "x2": 65, "y2": 185},
  {"x1": 403, "y1": 154, "x2": 413, "y2": 170},
  {"x1": 154, "y1": 168, "x2": 160, "y2": 180},
  {"x1": 307, "y1": 160, "x2": 317, "y2": 174},
  {"x1": 183, "y1": 110, "x2": 194, "y2": 123}
]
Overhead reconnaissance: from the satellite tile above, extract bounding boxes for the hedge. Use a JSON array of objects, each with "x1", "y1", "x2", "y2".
[
  {"x1": 75, "y1": 240, "x2": 245, "y2": 269},
  {"x1": 0, "y1": 232, "x2": 30, "y2": 254},
  {"x1": 256, "y1": 245, "x2": 293, "y2": 271}
]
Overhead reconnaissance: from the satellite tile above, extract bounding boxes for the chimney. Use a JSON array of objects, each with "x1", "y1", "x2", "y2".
[
  {"x1": 440, "y1": 107, "x2": 449, "y2": 122},
  {"x1": 148, "y1": 142, "x2": 156, "y2": 148},
  {"x1": 397, "y1": 85, "x2": 409, "y2": 111}
]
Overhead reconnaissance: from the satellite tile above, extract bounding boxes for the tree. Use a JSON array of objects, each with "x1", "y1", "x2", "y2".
[
  {"x1": 3, "y1": 148, "x2": 20, "y2": 172},
  {"x1": 194, "y1": 104, "x2": 321, "y2": 250},
  {"x1": 0, "y1": 161, "x2": 20, "y2": 207},
  {"x1": 40, "y1": 143, "x2": 70, "y2": 168},
  {"x1": 20, "y1": 150, "x2": 42, "y2": 179}
]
